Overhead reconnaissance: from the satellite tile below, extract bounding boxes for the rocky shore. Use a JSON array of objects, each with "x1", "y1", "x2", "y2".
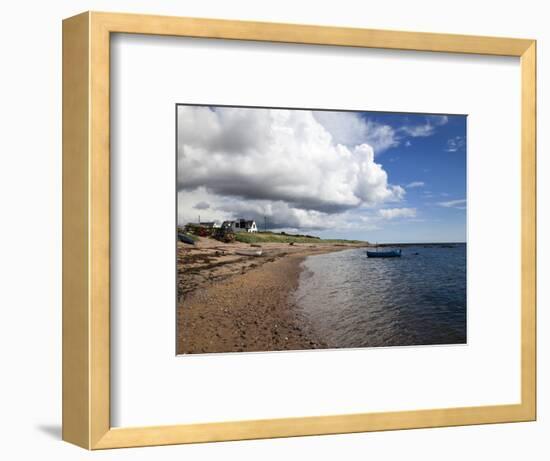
[{"x1": 176, "y1": 237, "x2": 366, "y2": 354}]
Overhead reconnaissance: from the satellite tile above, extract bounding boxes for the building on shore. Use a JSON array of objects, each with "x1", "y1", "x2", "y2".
[
  {"x1": 186, "y1": 221, "x2": 221, "y2": 229},
  {"x1": 222, "y1": 219, "x2": 258, "y2": 233},
  {"x1": 199, "y1": 221, "x2": 221, "y2": 229}
]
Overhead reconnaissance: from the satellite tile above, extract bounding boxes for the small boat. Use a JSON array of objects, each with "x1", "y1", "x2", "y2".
[
  {"x1": 235, "y1": 249, "x2": 263, "y2": 257},
  {"x1": 366, "y1": 249, "x2": 402, "y2": 258},
  {"x1": 177, "y1": 232, "x2": 196, "y2": 245}
]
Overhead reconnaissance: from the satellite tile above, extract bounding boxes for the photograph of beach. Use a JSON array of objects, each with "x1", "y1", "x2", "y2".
[{"x1": 176, "y1": 105, "x2": 467, "y2": 354}]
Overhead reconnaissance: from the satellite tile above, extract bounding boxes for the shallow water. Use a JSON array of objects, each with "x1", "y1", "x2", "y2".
[{"x1": 293, "y1": 244, "x2": 466, "y2": 348}]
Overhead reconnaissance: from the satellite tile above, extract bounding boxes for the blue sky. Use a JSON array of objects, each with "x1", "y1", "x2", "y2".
[
  {"x1": 177, "y1": 106, "x2": 467, "y2": 243},
  {"x1": 315, "y1": 111, "x2": 467, "y2": 243}
]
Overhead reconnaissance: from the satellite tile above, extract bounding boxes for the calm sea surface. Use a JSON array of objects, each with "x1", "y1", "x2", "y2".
[{"x1": 294, "y1": 244, "x2": 467, "y2": 348}]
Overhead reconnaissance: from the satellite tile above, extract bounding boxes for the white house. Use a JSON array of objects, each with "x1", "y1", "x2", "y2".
[
  {"x1": 186, "y1": 220, "x2": 221, "y2": 230},
  {"x1": 199, "y1": 221, "x2": 221, "y2": 229},
  {"x1": 222, "y1": 218, "x2": 258, "y2": 233}
]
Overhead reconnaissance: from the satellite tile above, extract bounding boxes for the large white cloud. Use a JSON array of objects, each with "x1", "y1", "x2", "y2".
[
  {"x1": 312, "y1": 110, "x2": 399, "y2": 153},
  {"x1": 177, "y1": 106, "x2": 404, "y2": 229}
]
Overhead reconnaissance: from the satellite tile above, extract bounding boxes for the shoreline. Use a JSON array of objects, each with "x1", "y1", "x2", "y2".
[
  {"x1": 176, "y1": 239, "x2": 364, "y2": 354},
  {"x1": 375, "y1": 242, "x2": 466, "y2": 247}
]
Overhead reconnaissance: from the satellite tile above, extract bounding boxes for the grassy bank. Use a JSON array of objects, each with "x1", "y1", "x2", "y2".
[{"x1": 234, "y1": 231, "x2": 366, "y2": 245}]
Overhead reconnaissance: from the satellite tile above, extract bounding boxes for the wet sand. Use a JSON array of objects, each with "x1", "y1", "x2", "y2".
[{"x1": 176, "y1": 238, "x2": 366, "y2": 354}]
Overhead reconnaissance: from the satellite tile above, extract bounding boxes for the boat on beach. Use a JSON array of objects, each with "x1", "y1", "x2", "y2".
[
  {"x1": 366, "y1": 248, "x2": 402, "y2": 258},
  {"x1": 235, "y1": 249, "x2": 263, "y2": 257},
  {"x1": 178, "y1": 232, "x2": 196, "y2": 245}
]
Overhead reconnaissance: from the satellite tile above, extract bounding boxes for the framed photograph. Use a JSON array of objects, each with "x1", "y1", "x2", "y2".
[
  {"x1": 62, "y1": 12, "x2": 536, "y2": 449},
  {"x1": 175, "y1": 104, "x2": 468, "y2": 354}
]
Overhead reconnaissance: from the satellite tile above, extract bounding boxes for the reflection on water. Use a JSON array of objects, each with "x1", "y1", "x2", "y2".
[{"x1": 294, "y1": 244, "x2": 466, "y2": 348}]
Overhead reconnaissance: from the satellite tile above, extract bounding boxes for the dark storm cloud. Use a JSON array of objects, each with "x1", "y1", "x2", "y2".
[
  {"x1": 193, "y1": 201, "x2": 210, "y2": 210},
  {"x1": 179, "y1": 171, "x2": 354, "y2": 214}
]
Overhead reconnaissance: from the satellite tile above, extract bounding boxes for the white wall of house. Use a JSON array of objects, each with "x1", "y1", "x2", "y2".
[{"x1": 231, "y1": 222, "x2": 243, "y2": 233}]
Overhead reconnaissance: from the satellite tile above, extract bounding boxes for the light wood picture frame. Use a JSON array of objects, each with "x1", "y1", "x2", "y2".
[{"x1": 62, "y1": 11, "x2": 536, "y2": 449}]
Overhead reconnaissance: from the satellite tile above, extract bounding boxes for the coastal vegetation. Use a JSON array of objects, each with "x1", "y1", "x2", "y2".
[
  {"x1": 179, "y1": 225, "x2": 366, "y2": 245},
  {"x1": 233, "y1": 231, "x2": 366, "y2": 245}
]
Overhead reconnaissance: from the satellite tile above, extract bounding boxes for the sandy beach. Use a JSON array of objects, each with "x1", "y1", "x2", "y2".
[{"x1": 176, "y1": 237, "x2": 366, "y2": 354}]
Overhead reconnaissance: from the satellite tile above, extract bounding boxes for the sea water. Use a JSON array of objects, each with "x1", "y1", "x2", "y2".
[{"x1": 293, "y1": 244, "x2": 467, "y2": 348}]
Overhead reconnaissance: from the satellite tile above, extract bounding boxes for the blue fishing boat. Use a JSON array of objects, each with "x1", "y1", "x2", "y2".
[{"x1": 366, "y1": 248, "x2": 402, "y2": 258}]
